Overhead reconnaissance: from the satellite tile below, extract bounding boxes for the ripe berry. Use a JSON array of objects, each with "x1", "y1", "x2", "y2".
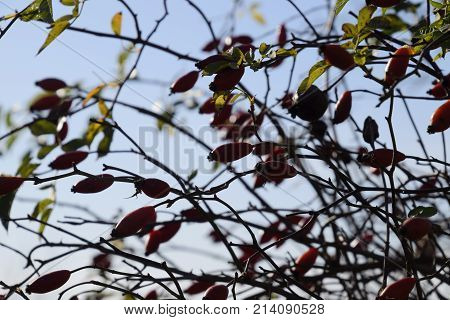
[
  {"x1": 35, "y1": 78, "x2": 67, "y2": 91},
  {"x1": 368, "y1": 0, "x2": 404, "y2": 7},
  {"x1": 49, "y1": 151, "x2": 88, "y2": 170},
  {"x1": 209, "y1": 67, "x2": 245, "y2": 92},
  {"x1": 295, "y1": 247, "x2": 319, "y2": 277},
  {"x1": 158, "y1": 221, "x2": 181, "y2": 243},
  {"x1": 185, "y1": 281, "x2": 214, "y2": 294},
  {"x1": 56, "y1": 120, "x2": 68, "y2": 143},
  {"x1": 30, "y1": 94, "x2": 61, "y2": 111},
  {"x1": 399, "y1": 218, "x2": 432, "y2": 241},
  {"x1": 332, "y1": 91, "x2": 352, "y2": 124},
  {"x1": 236, "y1": 44, "x2": 255, "y2": 54},
  {"x1": 26, "y1": 270, "x2": 71, "y2": 294},
  {"x1": 427, "y1": 82, "x2": 447, "y2": 98},
  {"x1": 137, "y1": 178, "x2": 170, "y2": 199},
  {"x1": 112, "y1": 206, "x2": 156, "y2": 238},
  {"x1": 253, "y1": 142, "x2": 279, "y2": 156},
  {"x1": 260, "y1": 221, "x2": 280, "y2": 244},
  {"x1": 384, "y1": 46, "x2": 412, "y2": 86},
  {"x1": 357, "y1": 148, "x2": 406, "y2": 168},
  {"x1": 427, "y1": 100, "x2": 450, "y2": 134},
  {"x1": 0, "y1": 176, "x2": 25, "y2": 195},
  {"x1": 255, "y1": 161, "x2": 297, "y2": 182},
  {"x1": 93, "y1": 253, "x2": 111, "y2": 269},
  {"x1": 226, "y1": 35, "x2": 253, "y2": 45},
  {"x1": 210, "y1": 103, "x2": 232, "y2": 128},
  {"x1": 202, "y1": 39, "x2": 221, "y2": 52},
  {"x1": 288, "y1": 85, "x2": 328, "y2": 121},
  {"x1": 181, "y1": 208, "x2": 206, "y2": 222},
  {"x1": 199, "y1": 98, "x2": 216, "y2": 114},
  {"x1": 202, "y1": 284, "x2": 229, "y2": 300},
  {"x1": 145, "y1": 229, "x2": 162, "y2": 255},
  {"x1": 277, "y1": 24, "x2": 287, "y2": 47},
  {"x1": 238, "y1": 112, "x2": 265, "y2": 139},
  {"x1": 208, "y1": 142, "x2": 254, "y2": 163},
  {"x1": 378, "y1": 277, "x2": 416, "y2": 300},
  {"x1": 170, "y1": 71, "x2": 199, "y2": 93},
  {"x1": 71, "y1": 174, "x2": 114, "y2": 194},
  {"x1": 321, "y1": 44, "x2": 355, "y2": 71},
  {"x1": 145, "y1": 290, "x2": 158, "y2": 300}
]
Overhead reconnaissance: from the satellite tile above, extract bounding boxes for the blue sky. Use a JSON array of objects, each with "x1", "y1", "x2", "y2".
[{"x1": 0, "y1": 0, "x2": 447, "y2": 299}]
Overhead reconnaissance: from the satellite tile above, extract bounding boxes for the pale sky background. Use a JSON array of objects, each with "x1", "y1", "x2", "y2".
[{"x1": 0, "y1": 0, "x2": 448, "y2": 299}]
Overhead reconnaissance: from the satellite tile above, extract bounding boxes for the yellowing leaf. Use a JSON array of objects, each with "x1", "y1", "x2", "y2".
[
  {"x1": 83, "y1": 84, "x2": 106, "y2": 106},
  {"x1": 98, "y1": 100, "x2": 110, "y2": 117},
  {"x1": 37, "y1": 16, "x2": 72, "y2": 54},
  {"x1": 250, "y1": 3, "x2": 266, "y2": 25},
  {"x1": 111, "y1": 12, "x2": 122, "y2": 36}
]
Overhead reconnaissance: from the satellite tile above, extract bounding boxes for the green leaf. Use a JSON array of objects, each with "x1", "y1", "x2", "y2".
[
  {"x1": 335, "y1": 0, "x2": 349, "y2": 16},
  {"x1": 38, "y1": 16, "x2": 72, "y2": 54},
  {"x1": 31, "y1": 198, "x2": 54, "y2": 219},
  {"x1": 259, "y1": 42, "x2": 270, "y2": 55},
  {"x1": 20, "y1": 0, "x2": 53, "y2": 23},
  {"x1": 111, "y1": 12, "x2": 122, "y2": 36},
  {"x1": 408, "y1": 206, "x2": 438, "y2": 218},
  {"x1": 275, "y1": 48, "x2": 297, "y2": 57},
  {"x1": 97, "y1": 127, "x2": 113, "y2": 157},
  {"x1": 17, "y1": 153, "x2": 39, "y2": 178},
  {"x1": 201, "y1": 60, "x2": 230, "y2": 76},
  {"x1": 357, "y1": 6, "x2": 376, "y2": 32},
  {"x1": 38, "y1": 208, "x2": 53, "y2": 234},
  {"x1": 37, "y1": 144, "x2": 57, "y2": 159},
  {"x1": 341, "y1": 23, "x2": 357, "y2": 39},
  {"x1": 29, "y1": 119, "x2": 57, "y2": 136},
  {"x1": 187, "y1": 169, "x2": 198, "y2": 182},
  {"x1": 368, "y1": 15, "x2": 408, "y2": 33},
  {"x1": 85, "y1": 121, "x2": 103, "y2": 147},
  {"x1": 31, "y1": 198, "x2": 54, "y2": 234},
  {"x1": 429, "y1": 0, "x2": 444, "y2": 9},
  {"x1": 0, "y1": 191, "x2": 17, "y2": 230},
  {"x1": 60, "y1": 0, "x2": 75, "y2": 5},
  {"x1": 297, "y1": 60, "x2": 330, "y2": 94},
  {"x1": 62, "y1": 138, "x2": 86, "y2": 151}
]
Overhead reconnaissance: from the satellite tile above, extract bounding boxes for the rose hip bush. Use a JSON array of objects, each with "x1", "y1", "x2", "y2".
[{"x1": 0, "y1": 0, "x2": 449, "y2": 300}]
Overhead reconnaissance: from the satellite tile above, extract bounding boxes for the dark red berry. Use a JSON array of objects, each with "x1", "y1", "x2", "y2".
[
  {"x1": 209, "y1": 67, "x2": 245, "y2": 92},
  {"x1": 112, "y1": 206, "x2": 156, "y2": 238},
  {"x1": 295, "y1": 247, "x2": 318, "y2": 277},
  {"x1": 71, "y1": 174, "x2": 114, "y2": 194},
  {"x1": 30, "y1": 94, "x2": 61, "y2": 111},
  {"x1": 35, "y1": 78, "x2": 67, "y2": 91},
  {"x1": 158, "y1": 221, "x2": 181, "y2": 243},
  {"x1": 185, "y1": 281, "x2": 214, "y2": 294},
  {"x1": 26, "y1": 270, "x2": 71, "y2": 294},
  {"x1": 208, "y1": 142, "x2": 254, "y2": 163},
  {"x1": 288, "y1": 85, "x2": 328, "y2": 122},
  {"x1": 145, "y1": 229, "x2": 162, "y2": 255},
  {"x1": 202, "y1": 284, "x2": 228, "y2": 300},
  {"x1": 399, "y1": 218, "x2": 432, "y2": 241},
  {"x1": 137, "y1": 178, "x2": 171, "y2": 199},
  {"x1": 49, "y1": 151, "x2": 88, "y2": 170},
  {"x1": 170, "y1": 71, "x2": 199, "y2": 93},
  {"x1": 378, "y1": 277, "x2": 416, "y2": 300},
  {"x1": 321, "y1": 44, "x2": 355, "y2": 71},
  {"x1": 332, "y1": 91, "x2": 352, "y2": 124}
]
